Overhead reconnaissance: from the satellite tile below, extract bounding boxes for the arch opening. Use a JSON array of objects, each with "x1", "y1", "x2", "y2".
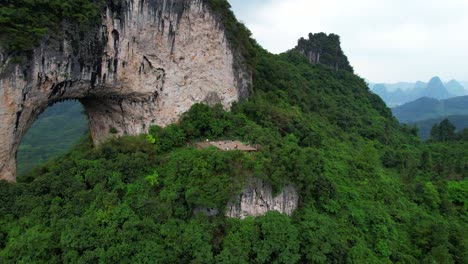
[
  {"x1": 16, "y1": 100, "x2": 88, "y2": 177},
  {"x1": 8, "y1": 91, "x2": 159, "y2": 183}
]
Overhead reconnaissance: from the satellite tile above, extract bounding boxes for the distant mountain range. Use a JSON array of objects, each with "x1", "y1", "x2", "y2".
[
  {"x1": 392, "y1": 95, "x2": 468, "y2": 122},
  {"x1": 391, "y1": 95, "x2": 468, "y2": 139},
  {"x1": 461, "y1": 81, "x2": 468, "y2": 90},
  {"x1": 370, "y1": 77, "x2": 467, "y2": 106}
]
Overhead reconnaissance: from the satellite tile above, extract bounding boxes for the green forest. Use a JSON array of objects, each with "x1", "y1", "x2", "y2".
[
  {"x1": 0, "y1": 0, "x2": 101, "y2": 53},
  {"x1": 1, "y1": 0, "x2": 467, "y2": 263}
]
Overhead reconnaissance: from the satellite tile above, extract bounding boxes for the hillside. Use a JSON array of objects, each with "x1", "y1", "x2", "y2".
[
  {"x1": 1, "y1": 1, "x2": 467, "y2": 263},
  {"x1": 392, "y1": 95, "x2": 468, "y2": 123}
]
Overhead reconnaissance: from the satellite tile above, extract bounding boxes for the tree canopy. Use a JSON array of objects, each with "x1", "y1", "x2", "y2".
[
  {"x1": 1, "y1": 1, "x2": 467, "y2": 263},
  {"x1": 0, "y1": 0, "x2": 102, "y2": 53}
]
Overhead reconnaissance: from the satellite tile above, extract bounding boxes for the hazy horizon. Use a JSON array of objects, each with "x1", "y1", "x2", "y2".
[{"x1": 368, "y1": 77, "x2": 468, "y2": 87}]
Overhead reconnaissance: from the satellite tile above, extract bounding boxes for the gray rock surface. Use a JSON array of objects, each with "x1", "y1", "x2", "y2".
[
  {"x1": 226, "y1": 179, "x2": 298, "y2": 219},
  {"x1": 0, "y1": 0, "x2": 251, "y2": 182}
]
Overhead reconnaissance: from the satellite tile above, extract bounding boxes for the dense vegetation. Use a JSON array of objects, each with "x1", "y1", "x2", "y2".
[
  {"x1": 1, "y1": 1, "x2": 467, "y2": 263},
  {"x1": 429, "y1": 119, "x2": 468, "y2": 142},
  {"x1": 2, "y1": 46, "x2": 466, "y2": 262},
  {"x1": 295, "y1": 33, "x2": 353, "y2": 72},
  {"x1": 0, "y1": 0, "x2": 102, "y2": 53},
  {"x1": 414, "y1": 115, "x2": 468, "y2": 140},
  {"x1": 17, "y1": 101, "x2": 88, "y2": 176}
]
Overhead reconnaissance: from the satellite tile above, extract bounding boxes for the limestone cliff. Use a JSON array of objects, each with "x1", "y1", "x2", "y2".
[
  {"x1": 295, "y1": 32, "x2": 353, "y2": 72},
  {"x1": 226, "y1": 179, "x2": 298, "y2": 219},
  {"x1": 0, "y1": 0, "x2": 251, "y2": 182}
]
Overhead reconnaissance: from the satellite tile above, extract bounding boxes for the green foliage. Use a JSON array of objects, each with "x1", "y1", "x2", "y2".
[
  {"x1": 411, "y1": 115, "x2": 468, "y2": 140},
  {"x1": 296, "y1": 32, "x2": 354, "y2": 72},
  {"x1": 109, "y1": 127, "x2": 118, "y2": 134},
  {"x1": 3, "y1": 4, "x2": 467, "y2": 262},
  {"x1": 253, "y1": 212, "x2": 300, "y2": 263},
  {"x1": 145, "y1": 170, "x2": 159, "y2": 187},
  {"x1": 159, "y1": 148, "x2": 249, "y2": 209},
  {"x1": 0, "y1": 0, "x2": 102, "y2": 53},
  {"x1": 148, "y1": 124, "x2": 186, "y2": 152},
  {"x1": 430, "y1": 118, "x2": 457, "y2": 142},
  {"x1": 180, "y1": 104, "x2": 234, "y2": 139},
  {"x1": 447, "y1": 181, "x2": 468, "y2": 205}
]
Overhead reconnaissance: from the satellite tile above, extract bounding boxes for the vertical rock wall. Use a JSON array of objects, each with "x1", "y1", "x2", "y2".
[
  {"x1": 226, "y1": 179, "x2": 299, "y2": 219},
  {"x1": 0, "y1": 0, "x2": 251, "y2": 182}
]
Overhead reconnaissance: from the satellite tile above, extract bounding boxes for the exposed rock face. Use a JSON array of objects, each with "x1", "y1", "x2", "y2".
[
  {"x1": 0, "y1": 0, "x2": 251, "y2": 182},
  {"x1": 295, "y1": 32, "x2": 353, "y2": 72},
  {"x1": 226, "y1": 179, "x2": 298, "y2": 219}
]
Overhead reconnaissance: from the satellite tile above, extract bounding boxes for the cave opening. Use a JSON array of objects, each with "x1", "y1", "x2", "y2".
[{"x1": 16, "y1": 100, "x2": 89, "y2": 177}]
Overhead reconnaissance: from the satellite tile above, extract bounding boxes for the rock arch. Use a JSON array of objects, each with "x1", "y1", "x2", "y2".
[{"x1": 0, "y1": 0, "x2": 251, "y2": 182}]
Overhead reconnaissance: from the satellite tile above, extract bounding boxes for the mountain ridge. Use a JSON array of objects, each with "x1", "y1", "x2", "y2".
[
  {"x1": 392, "y1": 95, "x2": 468, "y2": 122},
  {"x1": 371, "y1": 77, "x2": 466, "y2": 106}
]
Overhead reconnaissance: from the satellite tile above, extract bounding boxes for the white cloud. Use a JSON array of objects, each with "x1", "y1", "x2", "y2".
[{"x1": 229, "y1": 0, "x2": 468, "y2": 83}]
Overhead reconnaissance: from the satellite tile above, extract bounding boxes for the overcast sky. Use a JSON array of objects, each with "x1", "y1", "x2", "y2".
[{"x1": 228, "y1": 0, "x2": 468, "y2": 84}]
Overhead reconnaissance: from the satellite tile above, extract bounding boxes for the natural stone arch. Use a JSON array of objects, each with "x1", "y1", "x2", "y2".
[{"x1": 0, "y1": 0, "x2": 251, "y2": 182}]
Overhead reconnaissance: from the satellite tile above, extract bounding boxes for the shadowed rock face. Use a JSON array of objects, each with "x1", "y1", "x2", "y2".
[{"x1": 0, "y1": 0, "x2": 251, "y2": 182}]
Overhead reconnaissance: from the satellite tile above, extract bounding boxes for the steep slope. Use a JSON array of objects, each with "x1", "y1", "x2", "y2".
[
  {"x1": 425, "y1": 77, "x2": 452, "y2": 99},
  {"x1": 446, "y1": 80, "x2": 467, "y2": 96}
]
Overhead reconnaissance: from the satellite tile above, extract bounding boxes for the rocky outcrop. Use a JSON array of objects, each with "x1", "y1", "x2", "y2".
[
  {"x1": 295, "y1": 32, "x2": 353, "y2": 72},
  {"x1": 226, "y1": 179, "x2": 298, "y2": 219},
  {"x1": 0, "y1": 0, "x2": 251, "y2": 182}
]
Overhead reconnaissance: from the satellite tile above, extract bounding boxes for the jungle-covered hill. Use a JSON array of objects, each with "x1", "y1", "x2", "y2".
[{"x1": 1, "y1": 0, "x2": 467, "y2": 263}]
